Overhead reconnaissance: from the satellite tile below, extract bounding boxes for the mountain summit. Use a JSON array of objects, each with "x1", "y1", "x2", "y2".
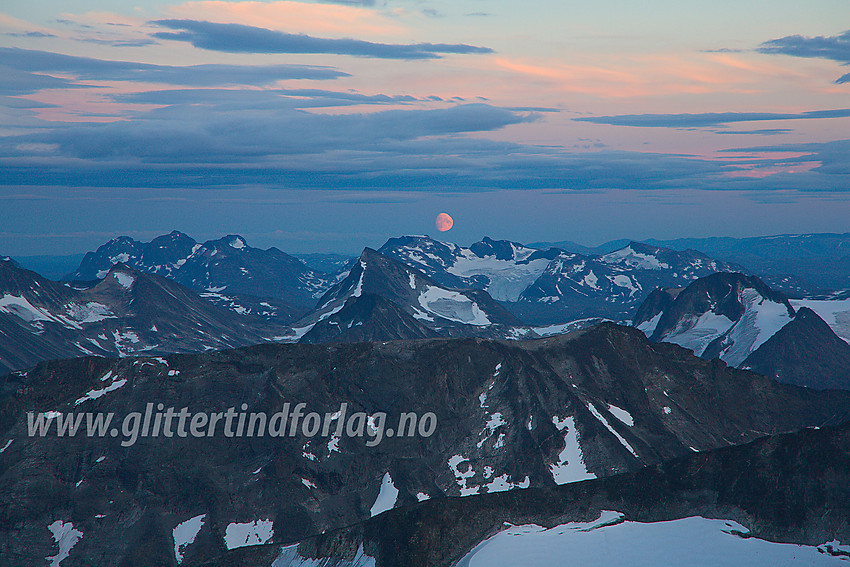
[
  {"x1": 634, "y1": 272, "x2": 850, "y2": 389},
  {"x1": 68, "y1": 232, "x2": 333, "y2": 308}
]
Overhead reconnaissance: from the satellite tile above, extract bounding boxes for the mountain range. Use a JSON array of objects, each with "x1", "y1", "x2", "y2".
[
  {"x1": 0, "y1": 258, "x2": 292, "y2": 376},
  {"x1": 534, "y1": 232, "x2": 850, "y2": 295},
  {"x1": 66, "y1": 232, "x2": 751, "y2": 326},
  {"x1": 3, "y1": 232, "x2": 850, "y2": 387},
  {"x1": 67, "y1": 231, "x2": 333, "y2": 311},
  {"x1": 3, "y1": 324, "x2": 850, "y2": 565},
  {"x1": 633, "y1": 272, "x2": 850, "y2": 390},
  {"x1": 377, "y1": 236, "x2": 743, "y2": 324},
  {"x1": 3, "y1": 231, "x2": 850, "y2": 565}
]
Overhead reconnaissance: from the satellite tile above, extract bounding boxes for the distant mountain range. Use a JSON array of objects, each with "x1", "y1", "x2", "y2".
[
  {"x1": 534, "y1": 232, "x2": 850, "y2": 295},
  {"x1": 67, "y1": 231, "x2": 334, "y2": 309},
  {"x1": 377, "y1": 236, "x2": 743, "y2": 324},
  {"x1": 3, "y1": 231, "x2": 850, "y2": 382},
  {"x1": 3, "y1": 325, "x2": 850, "y2": 565}
]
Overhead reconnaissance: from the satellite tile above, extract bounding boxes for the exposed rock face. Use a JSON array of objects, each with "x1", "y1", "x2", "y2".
[
  {"x1": 292, "y1": 248, "x2": 524, "y2": 342},
  {"x1": 204, "y1": 422, "x2": 850, "y2": 567},
  {"x1": 68, "y1": 231, "x2": 332, "y2": 309},
  {"x1": 634, "y1": 272, "x2": 850, "y2": 389},
  {"x1": 378, "y1": 236, "x2": 742, "y2": 324},
  {"x1": 0, "y1": 259, "x2": 292, "y2": 375},
  {"x1": 742, "y1": 306, "x2": 850, "y2": 390},
  {"x1": 3, "y1": 324, "x2": 850, "y2": 565}
]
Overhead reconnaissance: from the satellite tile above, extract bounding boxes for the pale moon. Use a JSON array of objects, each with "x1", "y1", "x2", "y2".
[{"x1": 435, "y1": 212, "x2": 454, "y2": 232}]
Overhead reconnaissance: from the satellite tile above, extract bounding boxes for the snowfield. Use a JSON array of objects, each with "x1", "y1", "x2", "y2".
[
  {"x1": 458, "y1": 513, "x2": 848, "y2": 567},
  {"x1": 418, "y1": 286, "x2": 491, "y2": 326}
]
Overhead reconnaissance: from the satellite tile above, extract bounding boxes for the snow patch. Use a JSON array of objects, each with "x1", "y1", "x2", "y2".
[
  {"x1": 663, "y1": 311, "x2": 735, "y2": 357},
  {"x1": 46, "y1": 521, "x2": 83, "y2": 567},
  {"x1": 719, "y1": 289, "x2": 794, "y2": 367},
  {"x1": 611, "y1": 274, "x2": 640, "y2": 295},
  {"x1": 173, "y1": 514, "x2": 206, "y2": 564},
  {"x1": 586, "y1": 402, "x2": 638, "y2": 458},
  {"x1": 582, "y1": 271, "x2": 599, "y2": 289},
  {"x1": 549, "y1": 416, "x2": 596, "y2": 484},
  {"x1": 601, "y1": 245, "x2": 669, "y2": 269},
  {"x1": 606, "y1": 404, "x2": 634, "y2": 427},
  {"x1": 74, "y1": 378, "x2": 127, "y2": 406},
  {"x1": 66, "y1": 302, "x2": 116, "y2": 323},
  {"x1": 370, "y1": 472, "x2": 399, "y2": 517},
  {"x1": 486, "y1": 473, "x2": 530, "y2": 493},
  {"x1": 636, "y1": 312, "x2": 662, "y2": 336},
  {"x1": 418, "y1": 285, "x2": 490, "y2": 326},
  {"x1": 0, "y1": 294, "x2": 58, "y2": 324},
  {"x1": 448, "y1": 455, "x2": 479, "y2": 496},
  {"x1": 113, "y1": 271, "x2": 135, "y2": 289},
  {"x1": 446, "y1": 254, "x2": 551, "y2": 302},
  {"x1": 224, "y1": 519, "x2": 274, "y2": 550}
]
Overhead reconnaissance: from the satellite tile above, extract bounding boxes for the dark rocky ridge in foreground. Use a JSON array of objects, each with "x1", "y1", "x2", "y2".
[
  {"x1": 204, "y1": 422, "x2": 850, "y2": 567},
  {"x1": 2, "y1": 324, "x2": 850, "y2": 565}
]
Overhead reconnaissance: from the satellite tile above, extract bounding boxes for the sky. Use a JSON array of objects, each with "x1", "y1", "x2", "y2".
[{"x1": 1, "y1": 0, "x2": 849, "y2": 255}]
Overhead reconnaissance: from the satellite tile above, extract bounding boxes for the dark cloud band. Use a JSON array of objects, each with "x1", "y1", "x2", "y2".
[
  {"x1": 150, "y1": 19, "x2": 494, "y2": 60},
  {"x1": 574, "y1": 109, "x2": 850, "y2": 128},
  {"x1": 757, "y1": 29, "x2": 850, "y2": 84},
  {"x1": 757, "y1": 29, "x2": 850, "y2": 64},
  {"x1": 0, "y1": 47, "x2": 349, "y2": 87}
]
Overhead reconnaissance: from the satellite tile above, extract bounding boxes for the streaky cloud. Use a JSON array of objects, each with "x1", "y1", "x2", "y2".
[
  {"x1": 108, "y1": 88, "x2": 421, "y2": 111},
  {"x1": 150, "y1": 19, "x2": 494, "y2": 59},
  {"x1": 0, "y1": 103, "x2": 532, "y2": 163},
  {"x1": 714, "y1": 128, "x2": 792, "y2": 136},
  {"x1": 0, "y1": 66, "x2": 84, "y2": 95},
  {"x1": 574, "y1": 109, "x2": 850, "y2": 128},
  {"x1": 0, "y1": 47, "x2": 348, "y2": 88}
]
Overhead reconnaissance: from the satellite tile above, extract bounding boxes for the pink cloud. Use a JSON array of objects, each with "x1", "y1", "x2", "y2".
[
  {"x1": 163, "y1": 1, "x2": 405, "y2": 37},
  {"x1": 489, "y1": 51, "x2": 806, "y2": 99}
]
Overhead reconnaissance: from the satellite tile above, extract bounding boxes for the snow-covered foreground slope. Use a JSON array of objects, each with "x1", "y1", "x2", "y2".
[
  {"x1": 458, "y1": 513, "x2": 848, "y2": 567},
  {"x1": 223, "y1": 422, "x2": 850, "y2": 567}
]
